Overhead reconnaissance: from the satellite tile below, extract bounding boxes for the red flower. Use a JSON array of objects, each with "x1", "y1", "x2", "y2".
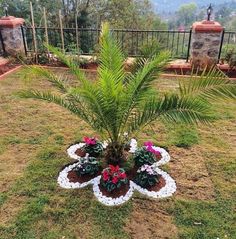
[
  {"x1": 83, "y1": 136, "x2": 97, "y2": 145},
  {"x1": 109, "y1": 165, "x2": 120, "y2": 173},
  {"x1": 119, "y1": 173, "x2": 127, "y2": 179},
  {"x1": 112, "y1": 176, "x2": 119, "y2": 184},
  {"x1": 102, "y1": 170, "x2": 110, "y2": 181}
]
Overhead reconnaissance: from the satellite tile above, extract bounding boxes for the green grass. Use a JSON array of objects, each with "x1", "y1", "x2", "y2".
[
  {"x1": 0, "y1": 68, "x2": 235, "y2": 238},
  {"x1": 170, "y1": 198, "x2": 236, "y2": 239},
  {"x1": 167, "y1": 124, "x2": 199, "y2": 148}
]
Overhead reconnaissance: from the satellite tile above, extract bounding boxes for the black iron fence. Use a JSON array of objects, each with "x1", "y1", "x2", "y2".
[
  {"x1": 21, "y1": 26, "x2": 236, "y2": 61},
  {"x1": 219, "y1": 31, "x2": 236, "y2": 59},
  {"x1": 0, "y1": 29, "x2": 5, "y2": 56},
  {"x1": 23, "y1": 26, "x2": 192, "y2": 59}
]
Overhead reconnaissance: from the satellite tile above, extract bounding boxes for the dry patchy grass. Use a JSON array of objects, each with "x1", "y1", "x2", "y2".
[{"x1": 0, "y1": 68, "x2": 235, "y2": 239}]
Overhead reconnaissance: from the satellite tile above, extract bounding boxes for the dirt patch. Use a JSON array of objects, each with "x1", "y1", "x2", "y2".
[
  {"x1": 169, "y1": 146, "x2": 215, "y2": 201},
  {"x1": 0, "y1": 144, "x2": 36, "y2": 193},
  {"x1": 0, "y1": 195, "x2": 27, "y2": 226},
  {"x1": 125, "y1": 199, "x2": 178, "y2": 239}
]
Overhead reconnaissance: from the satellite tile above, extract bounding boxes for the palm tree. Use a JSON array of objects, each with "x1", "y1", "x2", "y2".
[{"x1": 19, "y1": 23, "x2": 236, "y2": 165}]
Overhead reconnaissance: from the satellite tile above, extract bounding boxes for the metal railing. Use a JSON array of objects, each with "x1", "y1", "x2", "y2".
[
  {"x1": 219, "y1": 31, "x2": 236, "y2": 59},
  {"x1": 0, "y1": 29, "x2": 5, "y2": 56},
  {"x1": 23, "y1": 26, "x2": 192, "y2": 59},
  {"x1": 21, "y1": 26, "x2": 236, "y2": 61}
]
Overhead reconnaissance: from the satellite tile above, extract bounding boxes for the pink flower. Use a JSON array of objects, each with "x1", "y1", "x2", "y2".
[
  {"x1": 144, "y1": 141, "x2": 161, "y2": 158},
  {"x1": 144, "y1": 141, "x2": 153, "y2": 147},
  {"x1": 83, "y1": 136, "x2": 97, "y2": 145}
]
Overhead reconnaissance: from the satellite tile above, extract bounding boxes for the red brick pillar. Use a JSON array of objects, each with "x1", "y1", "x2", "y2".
[
  {"x1": 191, "y1": 20, "x2": 223, "y2": 69},
  {"x1": 0, "y1": 16, "x2": 25, "y2": 56}
]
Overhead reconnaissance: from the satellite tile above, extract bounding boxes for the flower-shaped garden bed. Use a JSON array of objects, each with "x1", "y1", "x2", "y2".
[{"x1": 58, "y1": 137, "x2": 176, "y2": 206}]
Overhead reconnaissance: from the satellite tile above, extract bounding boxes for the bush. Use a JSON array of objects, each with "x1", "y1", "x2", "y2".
[
  {"x1": 83, "y1": 136, "x2": 104, "y2": 157},
  {"x1": 73, "y1": 157, "x2": 99, "y2": 176},
  {"x1": 133, "y1": 147, "x2": 157, "y2": 167},
  {"x1": 134, "y1": 164, "x2": 161, "y2": 188},
  {"x1": 225, "y1": 49, "x2": 236, "y2": 69},
  {"x1": 101, "y1": 165, "x2": 128, "y2": 192}
]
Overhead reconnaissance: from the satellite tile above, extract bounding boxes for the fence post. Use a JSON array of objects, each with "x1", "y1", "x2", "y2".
[
  {"x1": 190, "y1": 20, "x2": 223, "y2": 69},
  {"x1": 0, "y1": 15, "x2": 25, "y2": 57},
  {"x1": 186, "y1": 28, "x2": 192, "y2": 63},
  {"x1": 30, "y1": 1, "x2": 38, "y2": 63},
  {"x1": 59, "y1": 10, "x2": 65, "y2": 53}
]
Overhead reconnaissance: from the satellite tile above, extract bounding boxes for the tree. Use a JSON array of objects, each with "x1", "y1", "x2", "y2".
[
  {"x1": 19, "y1": 23, "x2": 236, "y2": 165},
  {"x1": 176, "y1": 3, "x2": 197, "y2": 28}
]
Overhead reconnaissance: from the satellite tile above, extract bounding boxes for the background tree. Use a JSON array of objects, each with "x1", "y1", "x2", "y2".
[{"x1": 176, "y1": 3, "x2": 197, "y2": 28}]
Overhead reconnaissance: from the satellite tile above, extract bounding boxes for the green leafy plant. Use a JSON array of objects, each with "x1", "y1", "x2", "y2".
[
  {"x1": 133, "y1": 147, "x2": 157, "y2": 167},
  {"x1": 19, "y1": 22, "x2": 236, "y2": 166},
  {"x1": 73, "y1": 157, "x2": 99, "y2": 177},
  {"x1": 134, "y1": 164, "x2": 161, "y2": 188},
  {"x1": 225, "y1": 49, "x2": 236, "y2": 69},
  {"x1": 101, "y1": 165, "x2": 128, "y2": 192},
  {"x1": 82, "y1": 136, "x2": 104, "y2": 157}
]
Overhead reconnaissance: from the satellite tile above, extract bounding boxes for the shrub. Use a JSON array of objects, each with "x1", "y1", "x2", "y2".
[
  {"x1": 225, "y1": 49, "x2": 236, "y2": 69},
  {"x1": 73, "y1": 157, "x2": 99, "y2": 176},
  {"x1": 133, "y1": 143, "x2": 161, "y2": 167},
  {"x1": 101, "y1": 165, "x2": 128, "y2": 192},
  {"x1": 83, "y1": 136, "x2": 103, "y2": 157},
  {"x1": 134, "y1": 164, "x2": 161, "y2": 188}
]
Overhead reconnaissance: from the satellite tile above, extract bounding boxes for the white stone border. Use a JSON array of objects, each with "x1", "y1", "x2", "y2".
[
  {"x1": 67, "y1": 143, "x2": 85, "y2": 160},
  {"x1": 57, "y1": 162, "x2": 96, "y2": 189},
  {"x1": 93, "y1": 176, "x2": 134, "y2": 206},
  {"x1": 58, "y1": 145, "x2": 176, "y2": 206},
  {"x1": 131, "y1": 167, "x2": 176, "y2": 199},
  {"x1": 151, "y1": 146, "x2": 171, "y2": 166}
]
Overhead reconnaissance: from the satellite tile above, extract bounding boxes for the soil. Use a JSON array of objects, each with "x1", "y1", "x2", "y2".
[
  {"x1": 223, "y1": 69, "x2": 236, "y2": 78},
  {"x1": 67, "y1": 170, "x2": 101, "y2": 184},
  {"x1": 0, "y1": 63, "x2": 19, "y2": 76},
  {"x1": 125, "y1": 200, "x2": 178, "y2": 239},
  {"x1": 126, "y1": 166, "x2": 139, "y2": 181},
  {"x1": 145, "y1": 176, "x2": 166, "y2": 191},
  {"x1": 98, "y1": 181, "x2": 130, "y2": 198},
  {"x1": 75, "y1": 148, "x2": 86, "y2": 157},
  {"x1": 169, "y1": 146, "x2": 215, "y2": 201},
  {"x1": 80, "y1": 62, "x2": 98, "y2": 70}
]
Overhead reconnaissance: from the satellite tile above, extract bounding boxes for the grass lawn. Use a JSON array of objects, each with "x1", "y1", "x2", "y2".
[{"x1": 0, "y1": 67, "x2": 235, "y2": 239}]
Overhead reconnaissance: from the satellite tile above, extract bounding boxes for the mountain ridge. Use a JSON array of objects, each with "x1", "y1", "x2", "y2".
[{"x1": 151, "y1": 0, "x2": 234, "y2": 12}]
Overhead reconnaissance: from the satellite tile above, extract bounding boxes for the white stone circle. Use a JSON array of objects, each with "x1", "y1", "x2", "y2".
[{"x1": 58, "y1": 140, "x2": 176, "y2": 206}]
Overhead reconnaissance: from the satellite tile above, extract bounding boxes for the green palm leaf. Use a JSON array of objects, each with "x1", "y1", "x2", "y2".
[
  {"x1": 179, "y1": 68, "x2": 236, "y2": 100},
  {"x1": 19, "y1": 22, "x2": 236, "y2": 160}
]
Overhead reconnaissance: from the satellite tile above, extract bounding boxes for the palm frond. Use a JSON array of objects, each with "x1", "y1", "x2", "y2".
[
  {"x1": 18, "y1": 90, "x2": 103, "y2": 131},
  {"x1": 29, "y1": 65, "x2": 69, "y2": 93},
  {"x1": 98, "y1": 22, "x2": 125, "y2": 85},
  {"x1": 127, "y1": 94, "x2": 213, "y2": 133},
  {"x1": 179, "y1": 68, "x2": 236, "y2": 100},
  {"x1": 46, "y1": 45, "x2": 87, "y2": 83}
]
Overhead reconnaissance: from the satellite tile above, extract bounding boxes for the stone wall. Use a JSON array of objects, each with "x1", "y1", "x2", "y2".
[
  {"x1": 190, "y1": 20, "x2": 223, "y2": 69},
  {"x1": 1, "y1": 27, "x2": 25, "y2": 56},
  {"x1": 191, "y1": 32, "x2": 222, "y2": 68},
  {"x1": 0, "y1": 16, "x2": 25, "y2": 57}
]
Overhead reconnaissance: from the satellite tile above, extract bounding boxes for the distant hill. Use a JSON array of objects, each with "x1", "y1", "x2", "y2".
[{"x1": 151, "y1": 0, "x2": 235, "y2": 12}]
